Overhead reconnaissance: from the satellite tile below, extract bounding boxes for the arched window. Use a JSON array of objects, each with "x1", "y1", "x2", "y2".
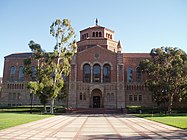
[
  {"x1": 93, "y1": 64, "x2": 101, "y2": 83},
  {"x1": 10, "y1": 66, "x2": 16, "y2": 81},
  {"x1": 18, "y1": 66, "x2": 24, "y2": 81},
  {"x1": 127, "y1": 67, "x2": 133, "y2": 83},
  {"x1": 92, "y1": 32, "x2": 95, "y2": 37},
  {"x1": 136, "y1": 67, "x2": 142, "y2": 82},
  {"x1": 83, "y1": 64, "x2": 91, "y2": 83},
  {"x1": 103, "y1": 64, "x2": 111, "y2": 82},
  {"x1": 99, "y1": 32, "x2": 102, "y2": 37},
  {"x1": 96, "y1": 32, "x2": 98, "y2": 37}
]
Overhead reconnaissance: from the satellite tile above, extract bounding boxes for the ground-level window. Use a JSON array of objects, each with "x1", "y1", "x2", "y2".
[
  {"x1": 129, "y1": 95, "x2": 133, "y2": 101},
  {"x1": 139, "y1": 95, "x2": 142, "y2": 102},
  {"x1": 129, "y1": 94, "x2": 143, "y2": 102}
]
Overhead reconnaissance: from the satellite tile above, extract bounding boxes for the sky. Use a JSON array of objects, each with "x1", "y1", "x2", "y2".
[{"x1": 0, "y1": 0, "x2": 187, "y2": 77}]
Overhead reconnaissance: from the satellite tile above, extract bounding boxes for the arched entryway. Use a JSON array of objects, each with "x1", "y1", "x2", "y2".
[{"x1": 91, "y1": 89, "x2": 102, "y2": 108}]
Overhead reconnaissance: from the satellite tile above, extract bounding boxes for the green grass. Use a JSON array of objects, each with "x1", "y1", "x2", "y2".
[
  {"x1": 0, "y1": 113, "x2": 53, "y2": 130},
  {"x1": 135, "y1": 114, "x2": 187, "y2": 130}
]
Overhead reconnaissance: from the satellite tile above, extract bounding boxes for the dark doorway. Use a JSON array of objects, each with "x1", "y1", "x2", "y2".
[{"x1": 93, "y1": 96, "x2": 100, "y2": 108}]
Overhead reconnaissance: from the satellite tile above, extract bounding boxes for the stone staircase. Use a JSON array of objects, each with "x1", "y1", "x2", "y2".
[{"x1": 70, "y1": 108, "x2": 123, "y2": 114}]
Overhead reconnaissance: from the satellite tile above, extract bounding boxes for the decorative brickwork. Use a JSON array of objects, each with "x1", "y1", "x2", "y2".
[{"x1": 1, "y1": 24, "x2": 156, "y2": 108}]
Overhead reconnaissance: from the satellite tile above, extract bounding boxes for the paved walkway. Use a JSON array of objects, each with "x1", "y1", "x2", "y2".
[{"x1": 0, "y1": 114, "x2": 187, "y2": 140}]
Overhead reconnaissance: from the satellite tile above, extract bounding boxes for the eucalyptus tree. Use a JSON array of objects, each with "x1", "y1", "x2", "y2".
[
  {"x1": 49, "y1": 19, "x2": 77, "y2": 114},
  {"x1": 24, "y1": 19, "x2": 76, "y2": 114},
  {"x1": 140, "y1": 47, "x2": 187, "y2": 113}
]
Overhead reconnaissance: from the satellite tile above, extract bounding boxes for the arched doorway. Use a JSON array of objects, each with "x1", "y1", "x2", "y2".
[{"x1": 91, "y1": 89, "x2": 102, "y2": 108}]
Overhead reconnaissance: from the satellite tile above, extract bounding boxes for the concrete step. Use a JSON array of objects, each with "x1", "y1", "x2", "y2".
[{"x1": 70, "y1": 108, "x2": 123, "y2": 114}]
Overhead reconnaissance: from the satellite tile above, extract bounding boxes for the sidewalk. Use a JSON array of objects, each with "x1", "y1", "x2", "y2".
[{"x1": 0, "y1": 114, "x2": 186, "y2": 140}]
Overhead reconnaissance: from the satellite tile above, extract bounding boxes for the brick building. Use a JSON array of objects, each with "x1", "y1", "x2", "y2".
[{"x1": 0, "y1": 23, "x2": 155, "y2": 108}]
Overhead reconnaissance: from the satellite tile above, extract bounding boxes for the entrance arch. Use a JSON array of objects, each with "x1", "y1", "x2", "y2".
[{"x1": 91, "y1": 89, "x2": 102, "y2": 108}]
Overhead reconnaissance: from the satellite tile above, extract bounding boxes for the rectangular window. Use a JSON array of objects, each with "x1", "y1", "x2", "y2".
[
  {"x1": 139, "y1": 95, "x2": 142, "y2": 102},
  {"x1": 134, "y1": 95, "x2": 137, "y2": 101},
  {"x1": 80, "y1": 93, "x2": 82, "y2": 100},
  {"x1": 129, "y1": 95, "x2": 133, "y2": 101},
  {"x1": 13, "y1": 93, "x2": 16, "y2": 100}
]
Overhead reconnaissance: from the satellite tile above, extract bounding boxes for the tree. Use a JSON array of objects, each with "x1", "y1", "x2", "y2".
[
  {"x1": 140, "y1": 47, "x2": 187, "y2": 113},
  {"x1": 24, "y1": 19, "x2": 77, "y2": 114},
  {"x1": 49, "y1": 19, "x2": 77, "y2": 114},
  {"x1": 24, "y1": 41, "x2": 49, "y2": 113}
]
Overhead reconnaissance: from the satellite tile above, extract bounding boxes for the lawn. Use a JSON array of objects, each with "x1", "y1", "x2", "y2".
[
  {"x1": 135, "y1": 114, "x2": 187, "y2": 130},
  {"x1": 0, "y1": 113, "x2": 53, "y2": 130}
]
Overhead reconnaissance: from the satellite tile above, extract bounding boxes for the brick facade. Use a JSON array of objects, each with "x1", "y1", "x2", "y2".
[{"x1": 0, "y1": 24, "x2": 156, "y2": 108}]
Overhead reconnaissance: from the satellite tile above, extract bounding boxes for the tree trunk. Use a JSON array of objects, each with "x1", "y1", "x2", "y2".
[
  {"x1": 168, "y1": 93, "x2": 174, "y2": 114},
  {"x1": 44, "y1": 104, "x2": 47, "y2": 113},
  {"x1": 50, "y1": 98, "x2": 55, "y2": 114}
]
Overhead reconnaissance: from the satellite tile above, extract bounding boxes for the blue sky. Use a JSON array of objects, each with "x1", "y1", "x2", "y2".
[{"x1": 0, "y1": 0, "x2": 187, "y2": 77}]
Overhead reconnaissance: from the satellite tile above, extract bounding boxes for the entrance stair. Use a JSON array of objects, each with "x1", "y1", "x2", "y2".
[{"x1": 69, "y1": 108, "x2": 123, "y2": 114}]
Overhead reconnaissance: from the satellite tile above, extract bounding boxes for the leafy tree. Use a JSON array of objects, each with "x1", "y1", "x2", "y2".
[
  {"x1": 24, "y1": 19, "x2": 77, "y2": 114},
  {"x1": 24, "y1": 41, "x2": 49, "y2": 113},
  {"x1": 140, "y1": 47, "x2": 187, "y2": 113},
  {"x1": 48, "y1": 19, "x2": 77, "y2": 114}
]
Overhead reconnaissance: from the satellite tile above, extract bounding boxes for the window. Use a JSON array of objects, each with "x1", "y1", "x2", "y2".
[
  {"x1": 83, "y1": 93, "x2": 86, "y2": 100},
  {"x1": 92, "y1": 32, "x2": 95, "y2": 37},
  {"x1": 8, "y1": 93, "x2": 13, "y2": 100},
  {"x1": 110, "y1": 34, "x2": 112, "y2": 39},
  {"x1": 111, "y1": 93, "x2": 114, "y2": 101},
  {"x1": 80, "y1": 93, "x2": 82, "y2": 100},
  {"x1": 139, "y1": 95, "x2": 142, "y2": 102},
  {"x1": 129, "y1": 95, "x2": 133, "y2": 101},
  {"x1": 83, "y1": 64, "x2": 91, "y2": 83},
  {"x1": 18, "y1": 66, "x2": 24, "y2": 81},
  {"x1": 96, "y1": 32, "x2": 98, "y2": 37},
  {"x1": 17, "y1": 93, "x2": 21, "y2": 100},
  {"x1": 136, "y1": 67, "x2": 142, "y2": 82},
  {"x1": 13, "y1": 93, "x2": 16, "y2": 100},
  {"x1": 127, "y1": 67, "x2": 133, "y2": 83},
  {"x1": 107, "y1": 93, "x2": 110, "y2": 101},
  {"x1": 103, "y1": 64, "x2": 111, "y2": 82},
  {"x1": 99, "y1": 32, "x2": 101, "y2": 37},
  {"x1": 134, "y1": 95, "x2": 137, "y2": 101},
  {"x1": 10, "y1": 66, "x2": 16, "y2": 81},
  {"x1": 93, "y1": 64, "x2": 101, "y2": 83}
]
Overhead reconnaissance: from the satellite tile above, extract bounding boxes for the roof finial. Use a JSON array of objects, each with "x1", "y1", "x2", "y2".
[{"x1": 96, "y1": 18, "x2": 98, "y2": 25}]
